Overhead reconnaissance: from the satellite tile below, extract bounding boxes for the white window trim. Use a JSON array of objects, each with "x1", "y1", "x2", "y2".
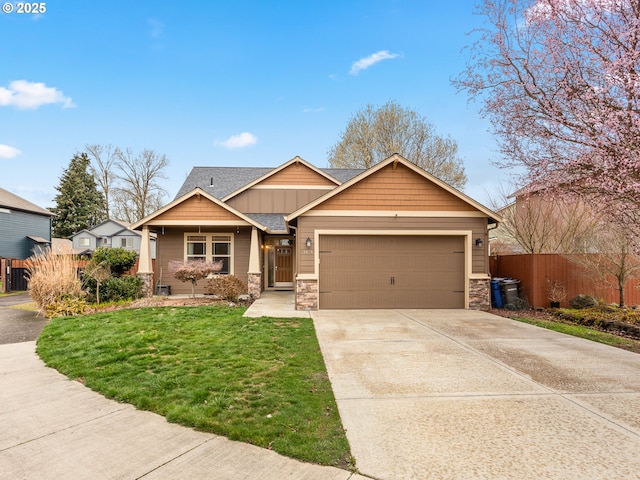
[
  {"x1": 184, "y1": 233, "x2": 234, "y2": 274},
  {"x1": 79, "y1": 237, "x2": 90, "y2": 247},
  {"x1": 120, "y1": 237, "x2": 133, "y2": 248}
]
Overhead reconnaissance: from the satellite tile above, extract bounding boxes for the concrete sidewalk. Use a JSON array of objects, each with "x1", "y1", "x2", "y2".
[
  {"x1": 0, "y1": 341, "x2": 364, "y2": 480},
  {"x1": 244, "y1": 291, "x2": 305, "y2": 318}
]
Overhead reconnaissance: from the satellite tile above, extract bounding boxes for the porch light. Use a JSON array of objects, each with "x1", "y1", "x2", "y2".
[
  {"x1": 306, "y1": 237, "x2": 312, "y2": 248},
  {"x1": 475, "y1": 238, "x2": 484, "y2": 248}
]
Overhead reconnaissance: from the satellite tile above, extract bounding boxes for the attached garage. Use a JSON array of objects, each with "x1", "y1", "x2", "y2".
[
  {"x1": 287, "y1": 154, "x2": 501, "y2": 311},
  {"x1": 319, "y1": 234, "x2": 466, "y2": 309}
]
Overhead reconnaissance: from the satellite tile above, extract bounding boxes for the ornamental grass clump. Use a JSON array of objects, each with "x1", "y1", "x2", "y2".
[{"x1": 26, "y1": 247, "x2": 87, "y2": 317}]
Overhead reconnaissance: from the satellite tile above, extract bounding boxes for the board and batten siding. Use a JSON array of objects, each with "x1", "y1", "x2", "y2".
[
  {"x1": 297, "y1": 216, "x2": 489, "y2": 276},
  {"x1": 153, "y1": 227, "x2": 250, "y2": 295},
  {"x1": 0, "y1": 209, "x2": 51, "y2": 259},
  {"x1": 226, "y1": 188, "x2": 332, "y2": 214}
]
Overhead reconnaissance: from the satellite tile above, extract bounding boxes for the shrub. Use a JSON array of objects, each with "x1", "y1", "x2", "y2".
[
  {"x1": 45, "y1": 295, "x2": 88, "y2": 318},
  {"x1": 85, "y1": 275, "x2": 143, "y2": 303},
  {"x1": 570, "y1": 294, "x2": 599, "y2": 309},
  {"x1": 26, "y1": 247, "x2": 84, "y2": 314},
  {"x1": 205, "y1": 275, "x2": 247, "y2": 301},
  {"x1": 91, "y1": 247, "x2": 138, "y2": 277},
  {"x1": 169, "y1": 260, "x2": 223, "y2": 297}
]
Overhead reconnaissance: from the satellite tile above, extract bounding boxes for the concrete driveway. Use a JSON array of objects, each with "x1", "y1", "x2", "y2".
[{"x1": 312, "y1": 309, "x2": 640, "y2": 480}]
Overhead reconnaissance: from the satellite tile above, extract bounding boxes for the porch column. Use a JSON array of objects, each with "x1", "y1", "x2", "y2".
[
  {"x1": 137, "y1": 225, "x2": 154, "y2": 297},
  {"x1": 247, "y1": 226, "x2": 262, "y2": 298}
]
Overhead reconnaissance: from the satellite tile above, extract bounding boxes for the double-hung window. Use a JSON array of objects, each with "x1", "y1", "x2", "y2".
[{"x1": 185, "y1": 233, "x2": 233, "y2": 274}]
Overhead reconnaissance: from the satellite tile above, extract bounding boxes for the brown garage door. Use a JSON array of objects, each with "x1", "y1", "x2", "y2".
[{"x1": 319, "y1": 235, "x2": 465, "y2": 309}]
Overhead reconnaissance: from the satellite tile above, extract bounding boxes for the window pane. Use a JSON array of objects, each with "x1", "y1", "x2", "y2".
[
  {"x1": 187, "y1": 242, "x2": 206, "y2": 256},
  {"x1": 187, "y1": 235, "x2": 206, "y2": 242},
  {"x1": 212, "y1": 235, "x2": 230, "y2": 242},
  {"x1": 213, "y1": 257, "x2": 230, "y2": 274},
  {"x1": 214, "y1": 242, "x2": 230, "y2": 255}
]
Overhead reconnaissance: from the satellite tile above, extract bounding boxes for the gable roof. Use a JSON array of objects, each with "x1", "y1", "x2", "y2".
[
  {"x1": 131, "y1": 187, "x2": 270, "y2": 231},
  {"x1": 221, "y1": 156, "x2": 341, "y2": 202},
  {"x1": 176, "y1": 160, "x2": 363, "y2": 200},
  {"x1": 287, "y1": 154, "x2": 502, "y2": 223},
  {"x1": 0, "y1": 188, "x2": 53, "y2": 217},
  {"x1": 69, "y1": 229, "x2": 100, "y2": 239}
]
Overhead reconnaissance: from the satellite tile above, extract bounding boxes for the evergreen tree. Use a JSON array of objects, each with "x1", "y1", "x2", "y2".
[{"x1": 51, "y1": 153, "x2": 107, "y2": 238}]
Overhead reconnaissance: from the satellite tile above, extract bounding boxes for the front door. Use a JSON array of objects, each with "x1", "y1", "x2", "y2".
[
  {"x1": 275, "y1": 246, "x2": 293, "y2": 287},
  {"x1": 265, "y1": 237, "x2": 295, "y2": 289}
]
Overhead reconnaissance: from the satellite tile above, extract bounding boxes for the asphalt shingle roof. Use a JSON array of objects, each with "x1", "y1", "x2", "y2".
[
  {"x1": 244, "y1": 213, "x2": 288, "y2": 232},
  {"x1": 0, "y1": 188, "x2": 53, "y2": 216},
  {"x1": 175, "y1": 166, "x2": 365, "y2": 200}
]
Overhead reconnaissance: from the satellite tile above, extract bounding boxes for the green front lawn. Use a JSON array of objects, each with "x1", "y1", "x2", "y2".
[{"x1": 36, "y1": 306, "x2": 351, "y2": 468}]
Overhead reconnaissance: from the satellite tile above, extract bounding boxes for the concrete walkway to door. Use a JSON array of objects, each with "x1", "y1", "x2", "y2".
[{"x1": 312, "y1": 309, "x2": 640, "y2": 480}]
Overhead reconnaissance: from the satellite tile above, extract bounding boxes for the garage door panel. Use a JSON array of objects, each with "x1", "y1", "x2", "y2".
[{"x1": 319, "y1": 235, "x2": 465, "y2": 309}]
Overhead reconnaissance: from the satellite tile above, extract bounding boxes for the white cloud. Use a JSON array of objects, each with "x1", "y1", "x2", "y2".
[
  {"x1": 349, "y1": 50, "x2": 400, "y2": 75},
  {"x1": 0, "y1": 144, "x2": 21, "y2": 159},
  {"x1": 0, "y1": 80, "x2": 75, "y2": 109},
  {"x1": 217, "y1": 132, "x2": 257, "y2": 149},
  {"x1": 303, "y1": 107, "x2": 325, "y2": 113}
]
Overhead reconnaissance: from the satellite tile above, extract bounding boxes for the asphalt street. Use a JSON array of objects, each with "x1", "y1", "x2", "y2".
[{"x1": 0, "y1": 293, "x2": 47, "y2": 345}]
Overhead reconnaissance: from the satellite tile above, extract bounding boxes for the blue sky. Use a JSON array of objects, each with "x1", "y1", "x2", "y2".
[{"x1": 1, "y1": 0, "x2": 507, "y2": 209}]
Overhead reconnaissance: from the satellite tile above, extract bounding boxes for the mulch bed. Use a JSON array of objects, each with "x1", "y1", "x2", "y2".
[{"x1": 488, "y1": 307, "x2": 640, "y2": 342}]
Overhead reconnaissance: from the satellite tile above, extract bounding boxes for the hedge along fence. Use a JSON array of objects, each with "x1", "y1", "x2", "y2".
[{"x1": 490, "y1": 254, "x2": 640, "y2": 309}]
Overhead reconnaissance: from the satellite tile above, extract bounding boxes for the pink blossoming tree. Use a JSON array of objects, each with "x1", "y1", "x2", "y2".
[{"x1": 456, "y1": 0, "x2": 640, "y2": 231}]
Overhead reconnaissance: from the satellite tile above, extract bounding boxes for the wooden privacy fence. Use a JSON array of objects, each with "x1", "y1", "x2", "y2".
[
  {"x1": 490, "y1": 254, "x2": 640, "y2": 309},
  {"x1": 1, "y1": 258, "x2": 154, "y2": 293}
]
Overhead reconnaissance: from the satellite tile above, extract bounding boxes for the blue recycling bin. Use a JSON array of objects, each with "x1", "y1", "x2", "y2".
[{"x1": 491, "y1": 279, "x2": 503, "y2": 308}]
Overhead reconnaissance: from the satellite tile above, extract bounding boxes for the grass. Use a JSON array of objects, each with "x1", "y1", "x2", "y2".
[
  {"x1": 0, "y1": 290, "x2": 28, "y2": 297},
  {"x1": 36, "y1": 305, "x2": 351, "y2": 468},
  {"x1": 511, "y1": 315, "x2": 640, "y2": 353}
]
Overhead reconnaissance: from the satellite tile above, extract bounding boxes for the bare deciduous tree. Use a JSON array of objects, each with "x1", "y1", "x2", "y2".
[
  {"x1": 567, "y1": 226, "x2": 640, "y2": 307},
  {"x1": 489, "y1": 184, "x2": 602, "y2": 254},
  {"x1": 328, "y1": 100, "x2": 467, "y2": 189},
  {"x1": 85, "y1": 144, "x2": 117, "y2": 219},
  {"x1": 113, "y1": 148, "x2": 169, "y2": 223}
]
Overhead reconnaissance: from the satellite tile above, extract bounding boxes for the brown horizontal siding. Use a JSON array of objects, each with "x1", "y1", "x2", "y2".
[
  {"x1": 259, "y1": 163, "x2": 336, "y2": 186},
  {"x1": 154, "y1": 227, "x2": 250, "y2": 295},
  {"x1": 297, "y1": 215, "x2": 488, "y2": 275},
  {"x1": 158, "y1": 196, "x2": 240, "y2": 221},
  {"x1": 491, "y1": 254, "x2": 640, "y2": 308},
  {"x1": 227, "y1": 189, "x2": 328, "y2": 213},
  {"x1": 314, "y1": 163, "x2": 476, "y2": 211}
]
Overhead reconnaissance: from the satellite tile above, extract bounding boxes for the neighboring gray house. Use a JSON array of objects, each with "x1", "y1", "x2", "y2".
[
  {"x1": 70, "y1": 219, "x2": 156, "y2": 258},
  {"x1": 0, "y1": 187, "x2": 53, "y2": 259}
]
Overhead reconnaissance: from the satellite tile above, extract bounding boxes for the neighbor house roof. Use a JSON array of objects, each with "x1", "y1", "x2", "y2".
[{"x1": 0, "y1": 188, "x2": 53, "y2": 216}]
